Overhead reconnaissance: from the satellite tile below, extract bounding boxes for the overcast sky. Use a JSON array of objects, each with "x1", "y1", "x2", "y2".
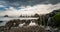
[{"x1": 0, "y1": 0, "x2": 60, "y2": 16}]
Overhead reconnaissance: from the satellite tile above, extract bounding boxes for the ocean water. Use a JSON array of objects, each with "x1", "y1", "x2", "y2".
[{"x1": 0, "y1": 17, "x2": 38, "y2": 26}]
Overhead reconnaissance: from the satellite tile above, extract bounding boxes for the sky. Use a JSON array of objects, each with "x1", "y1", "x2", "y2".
[{"x1": 0, "y1": 0, "x2": 60, "y2": 16}]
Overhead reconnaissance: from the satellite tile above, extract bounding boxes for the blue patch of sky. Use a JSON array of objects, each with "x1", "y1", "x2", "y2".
[
  {"x1": 0, "y1": 7, "x2": 6, "y2": 11},
  {"x1": 0, "y1": 5, "x2": 9, "y2": 11},
  {"x1": 0, "y1": 8, "x2": 6, "y2": 11},
  {"x1": 0, "y1": 1, "x2": 9, "y2": 11},
  {"x1": 0, "y1": 0, "x2": 21, "y2": 11}
]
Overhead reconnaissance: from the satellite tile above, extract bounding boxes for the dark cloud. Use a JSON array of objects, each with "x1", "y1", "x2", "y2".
[
  {"x1": 2, "y1": 0, "x2": 47, "y2": 7},
  {"x1": 5, "y1": 0, "x2": 47, "y2": 2},
  {"x1": 49, "y1": 0, "x2": 60, "y2": 4},
  {"x1": 0, "y1": 0, "x2": 60, "y2": 8},
  {"x1": 4, "y1": 0, "x2": 60, "y2": 4}
]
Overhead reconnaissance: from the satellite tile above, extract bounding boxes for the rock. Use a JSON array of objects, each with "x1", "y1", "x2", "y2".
[
  {"x1": 8, "y1": 26, "x2": 48, "y2": 32},
  {"x1": 4, "y1": 15, "x2": 8, "y2": 17}
]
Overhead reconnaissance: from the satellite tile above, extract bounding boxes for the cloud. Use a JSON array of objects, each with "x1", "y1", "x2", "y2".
[
  {"x1": 49, "y1": 0, "x2": 60, "y2": 4},
  {"x1": 0, "y1": 1, "x2": 9, "y2": 11},
  {"x1": 0, "y1": 0, "x2": 60, "y2": 8},
  {"x1": 0, "y1": 3, "x2": 60, "y2": 16},
  {"x1": 0, "y1": 0, "x2": 60, "y2": 16}
]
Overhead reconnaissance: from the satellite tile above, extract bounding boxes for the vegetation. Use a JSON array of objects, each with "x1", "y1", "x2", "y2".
[{"x1": 53, "y1": 12, "x2": 60, "y2": 27}]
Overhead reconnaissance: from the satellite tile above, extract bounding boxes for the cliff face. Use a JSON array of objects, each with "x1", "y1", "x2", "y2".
[
  {"x1": 46, "y1": 9, "x2": 60, "y2": 27},
  {"x1": 47, "y1": 9, "x2": 60, "y2": 17}
]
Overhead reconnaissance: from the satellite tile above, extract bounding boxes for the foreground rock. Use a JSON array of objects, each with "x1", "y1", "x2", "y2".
[{"x1": 7, "y1": 26, "x2": 48, "y2": 32}]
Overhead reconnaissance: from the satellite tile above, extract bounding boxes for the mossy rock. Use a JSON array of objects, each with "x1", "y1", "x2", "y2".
[{"x1": 53, "y1": 12, "x2": 60, "y2": 26}]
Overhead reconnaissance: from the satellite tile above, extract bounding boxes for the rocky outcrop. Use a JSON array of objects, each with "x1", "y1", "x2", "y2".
[
  {"x1": 0, "y1": 21, "x2": 3, "y2": 23},
  {"x1": 4, "y1": 15, "x2": 8, "y2": 17},
  {"x1": 8, "y1": 26, "x2": 48, "y2": 32}
]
